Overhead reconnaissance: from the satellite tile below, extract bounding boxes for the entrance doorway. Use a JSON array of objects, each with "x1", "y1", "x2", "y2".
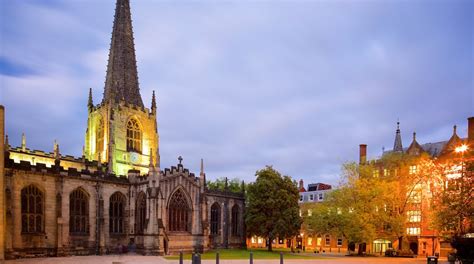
[{"x1": 410, "y1": 242, "x2": 418, "y2": 255}]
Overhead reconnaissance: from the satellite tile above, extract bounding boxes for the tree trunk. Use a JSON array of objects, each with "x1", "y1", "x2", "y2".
[
  {"x1": 398, "y1": 236, "x2": 403, "y2": 250},
  {"x1": 268, "y1": 236, "x2": 273, "y2": 251}
]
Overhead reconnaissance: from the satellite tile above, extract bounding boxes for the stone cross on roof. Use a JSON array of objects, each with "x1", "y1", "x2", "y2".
[{"x1": 178, "y1": 156, "x2": 183, "y2": 165}]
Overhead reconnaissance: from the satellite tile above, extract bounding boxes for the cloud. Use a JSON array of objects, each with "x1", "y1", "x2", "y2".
[{"x1": 1, "y1": 0, "x2": 472, "y2": 186}]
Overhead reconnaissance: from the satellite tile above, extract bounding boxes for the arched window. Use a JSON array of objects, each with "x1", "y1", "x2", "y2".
[
  {"x1": 127, "y1": 118, "x2": 142, "y2": 153},
  {"x1": 69, "y1": 188, "x2": 89, "y2": 235},
  {"x1": 110, "y1": 192, "x2": 126, "y2": 234},
  {"x1": 21, "y1": 185, "x2": 44, "y2": 233},
  {"x1": 168, "y1": 189, "x2": 191, "y2": 232},
  {"x1": 136, "y1": 192, "x2": 146, "y2": 234},
  {"x1": 210, "y1": 203, "x2": 220, "y2": 235},
  {"x1": 231, "y1": 204, "x2": 240, "y2": 236},
  {"x1": 96, "y1": 118, "x2": 104, "y2": 154}
]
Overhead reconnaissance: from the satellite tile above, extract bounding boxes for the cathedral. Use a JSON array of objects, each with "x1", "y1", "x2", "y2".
[{"x1": 0, "y1": 0, "x2": 245, "y2": 259}]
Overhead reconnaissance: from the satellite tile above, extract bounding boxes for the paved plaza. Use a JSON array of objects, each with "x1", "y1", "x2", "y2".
[{"x1": 3, "y1": 255, "x2": 448, "y2": 264}]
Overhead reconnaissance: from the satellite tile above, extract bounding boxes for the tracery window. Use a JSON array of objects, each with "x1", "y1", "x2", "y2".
[
  {"x1": 69, "y1": 188, "x2": 89, "y2": 235},
  {"x1": 21, "y1": 185, "x2": 44, "y2": 233},
  {"x1": 110, "y1": 192, "x2": 126, "y2": 234},
  {"x1": 231, "y1": 204, "x2": 240, "y2": 236},
  {"x1": 96, "y1": 118, "x2": 104, "y2": 154},
  {"x1": 136, "y1": 192, "x2": 146, "y2": 234},
  {"x1": 127, "y1": 118, "x2": 142, "y2": 153},
  {"x1": 210, "y1": 203, "x2": 220, "y2": 235},
  {"x1": 168, "y1": 189, "x2": 190, "y2": 232}
]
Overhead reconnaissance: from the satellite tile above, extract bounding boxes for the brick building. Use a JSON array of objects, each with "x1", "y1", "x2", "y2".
[
  {"x1": 0, "y1": 0, "x2": 245, "y2": 260},
  {"x1": 359, "y1": 117, "x2": 473, "y2": 257}
]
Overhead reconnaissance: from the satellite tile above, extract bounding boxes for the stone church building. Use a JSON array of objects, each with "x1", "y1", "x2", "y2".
[{"x1": 0, "y1": 0, "x2": 245, "y2": 259}]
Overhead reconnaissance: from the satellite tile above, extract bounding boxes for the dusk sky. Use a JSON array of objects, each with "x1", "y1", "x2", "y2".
[{"x1": 0, "y1": 0, "x2": 472, "y2": 186}]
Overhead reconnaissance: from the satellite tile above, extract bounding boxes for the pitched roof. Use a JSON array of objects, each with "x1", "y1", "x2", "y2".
[{"x1": 103, "y1": 0, "x2": 144, "y2": 108}]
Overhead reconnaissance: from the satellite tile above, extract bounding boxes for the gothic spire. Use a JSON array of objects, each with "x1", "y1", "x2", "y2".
[
  {"x1": 393, "y1": 121, "x2": 403, "y2": 152},
  {"x1": 151, "y1": 90, "x2": 157, "y2": 112},
  {"x1": 88, "y1": 88, "x2": 93, "y2": 110},
  {"x1": 103, "y1": 0, "x2": 144, "y2": 108}
]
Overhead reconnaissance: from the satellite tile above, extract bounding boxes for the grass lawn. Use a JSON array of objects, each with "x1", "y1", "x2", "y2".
[{"x1": 165, "y1": 248, "x2": 328, "y2": 260}]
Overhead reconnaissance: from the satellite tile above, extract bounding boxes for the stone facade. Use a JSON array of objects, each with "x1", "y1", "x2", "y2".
[{"x1": 0, "y1": 0, "x2": 245, "y2": 259}]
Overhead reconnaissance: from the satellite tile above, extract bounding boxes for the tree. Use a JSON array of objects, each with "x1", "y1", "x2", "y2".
[
  {"x1": 245, "y1": 166, "x2": 302, "y2": 251},
  {"x1": 431, "y1": 149, "x2": 474, "y2": 239},
  {"x1": 305, "y1": 161, "x2": 407, "y2": 254},
  {"x1": 207, "y1": 177, "x2": 243, "y2": 193}
]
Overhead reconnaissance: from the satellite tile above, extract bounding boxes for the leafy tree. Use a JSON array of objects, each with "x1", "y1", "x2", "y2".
[
  {"x1": 207, "y1": 177, "x2": 243, "y2": 193},
  {"x1": 431, "y1": 150, "x2": 474, "y2": 239},
  {"x1": 245, "y1": 166, "x2": 302, "y2": 251}
]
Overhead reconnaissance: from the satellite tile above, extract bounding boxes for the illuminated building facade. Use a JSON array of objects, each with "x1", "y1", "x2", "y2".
[
  {"x1": 359, "y1": 117, "x2": 473, "y2": 257},
  {"x1": 0, "y1": 0, "x2": 245, "y2": 259}
]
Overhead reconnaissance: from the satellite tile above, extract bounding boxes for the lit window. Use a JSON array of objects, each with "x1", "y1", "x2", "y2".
[
  {"x1": 373, "y1": 169, "x2": 379, "y2": 178},
  {"x1": 409, "y1": 191, "x2": 422, "y2": 203},
  {"x1": 251, "y1": 237, "x2": 256, "y2": 243},
  {"x1": 407, "y1": 211, "x2": 421, "y2": 222},
  {"x1": 317, "y1": 236, "x2": 322, "y2": 246},
  {"x1": 308, "y1": 209, "x2": 312, "y2": 216},
  {"x1": 257, "y1": 237, "x2": 263, "y2": 244},
  {"x1": 409, "y1": 165, "x2": 417, "y2": 175},
  {"x1": 384, "y1": 169, "x2": 389, "y2": 176},
  {"x1": 349, "y1": 207, "x2": 354, "y2": 213},
  {"x1": 299, "y1": 209, "x2": 302, "y2": 217},
  {"x1": 337, "y1": 238, "x2": 343, "y2": 247},
  {"x1": 337, "y1": 208, "x2": 342, "y2": 214},
  {"x1": 406, "y1": 227, "x2": 420, "y2": 235},
  {"x1": 127, "y1": 118, "x2": 142, "y2": 153},
  {"x1": 308, "y1": 237, "x2": 312, "y2": 246}
]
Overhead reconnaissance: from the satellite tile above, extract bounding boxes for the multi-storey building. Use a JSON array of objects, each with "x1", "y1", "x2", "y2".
[
  {"x1": 247, "y1": 180, "x2": 348, "y2": 253},
  {"x1": 359, "y1": 116, "x2": 473, "y2": 257},
  {"x1": 0, "y1": 0, "x2": 245, "y2": 260}
]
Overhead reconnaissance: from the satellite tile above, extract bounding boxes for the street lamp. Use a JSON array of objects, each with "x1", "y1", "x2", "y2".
[{"x1": 455, "y1": 144, "x2": 468, "y2": 153}]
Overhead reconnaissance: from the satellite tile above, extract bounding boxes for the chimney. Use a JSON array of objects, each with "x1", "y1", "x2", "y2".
[
  {"x1": 359, "y1": 144, "x2": 367, "y2": 164},
  {"x1": 468, "y1": 117, "x2": 474, "y2": 143},
  {"x1": 299, "y1": 179, "x2": 304, "y2": 190}
]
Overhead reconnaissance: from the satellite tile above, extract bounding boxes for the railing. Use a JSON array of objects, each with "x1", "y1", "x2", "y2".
[{"x1": 179, "y1": 251, "x2": 285, "y2": 264}]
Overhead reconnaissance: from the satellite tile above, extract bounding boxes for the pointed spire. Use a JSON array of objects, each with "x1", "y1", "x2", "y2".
[
  {"x1": 21, "y1": 132, "x2": 26, "y2": 151},
  {"x1": 241, "y1": 180, "x2": 245, "y2": 193},
  {"x1": 53, "y1": 140, "x2": 60, "y2": 159},
  {"x1": 103, "y1": 0, "x2": 144, "y2": 108},
  {"x1": 151, "y1": 90, "x2": 157, "y2": 113},
  {"x1": 5, "y1": 134, "x2": 9, "y2": 150},
  {"x1": 200, "y1": 158, "x2": 204, "y2": 175},
  {"x1": 88, "y1": 88, "x2": 93, "y2": 110},
  {"x1": 453, "y1": 125, "x2": 457, "y2": 135},
  {"x1": 393, "y1": 121, "x2": 403, "y2": 152}
]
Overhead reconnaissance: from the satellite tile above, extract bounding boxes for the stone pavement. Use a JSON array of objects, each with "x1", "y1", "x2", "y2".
[{"x1": 3, "y1": 255, "x2": 449, "y2": 264}]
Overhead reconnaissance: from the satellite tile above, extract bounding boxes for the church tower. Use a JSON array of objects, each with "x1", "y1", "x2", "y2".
[{"x1": 84, "y1": 0, "x2": 159, "y2": 176}]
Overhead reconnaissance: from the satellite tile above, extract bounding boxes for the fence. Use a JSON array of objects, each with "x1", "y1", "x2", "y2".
[{"x1": 179, "y1": 251, "x2": 285, "y2": 264}]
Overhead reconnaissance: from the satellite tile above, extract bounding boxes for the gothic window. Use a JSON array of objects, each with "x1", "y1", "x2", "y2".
[
  {"x1": 168, "y1": 189, "x2": 190, "y2": 232},
  {"x1": 69, "y1": 188, "x2": 89, "y2": 235},
  {"x1": 21, "y1": 185, "x2": 44, "y2": 233},
  {"x1": 231, "y1": 204, "x2": 240, "y2": 236},
  {"x1": 96, "y1": 118, "x2": 104, "y2": 154},
  {"x1": 110, "y1": 192, "x2": 126, "y2": 234},
  {"x1": 127, "y1": 118, "x2": 142, "y2": 153},
  {"x1": 210, "y1": 203, "x2": 220, "y2": 235},
  {"x1": 135, "y1": 192, "x2": 146, "y2": 234}
]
